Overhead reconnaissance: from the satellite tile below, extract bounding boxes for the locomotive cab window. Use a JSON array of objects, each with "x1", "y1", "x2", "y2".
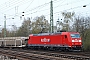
[{"x1": 71, "y1": 34, "x2": 80, "y2": 38}]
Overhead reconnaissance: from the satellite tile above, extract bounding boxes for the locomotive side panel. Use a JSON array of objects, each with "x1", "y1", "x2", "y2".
[{"x1": 28, "y1": 35, "x2": 69, "y2": 47}]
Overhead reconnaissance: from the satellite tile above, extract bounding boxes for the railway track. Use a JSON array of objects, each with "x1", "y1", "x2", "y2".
[
  {"x1": 0, "y1": 48, "x2": 69, "y2": 60},
  {"x1": 15, "y1": 49, "x2": 90, "y2": 60},
  {"x1": 0, "y1": 48, "x2": 90, "y2": 60}
]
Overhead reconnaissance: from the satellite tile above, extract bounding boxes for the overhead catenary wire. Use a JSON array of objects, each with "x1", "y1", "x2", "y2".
[
  {"x1": 1, "y1": 0, "x2": 61, "y2": 15},
  {"x1": 1, "y1": 0, "x2": 69, "y2": 16},
  {"x1": 5, "y1": 1, "x2": 50, "y2": 17},
  {"x1": 23, "y1": 0, "x2": 35, "y2": 12},
  {"x1": 44, "y1": 3, "x2": 90, "y2": 18},
  {"x1": 0, "y1": 0, "x2": 32, "y2": 14},
  {"x1": 0, "y1": 0, "x2": 89, "y2": 19},
  {"x1": 0, "y1": 1, "x2": 71, "y2": 15},
  {"x1": 1, "y1": 2, "x2": 89, "y2": 21},
  {"x1": 54, "y1": 0, "x2": 86, "y2": 9},
  {"x1": 24, "y1": 0, "x2": 64, "y2": 16},
  {"x1": 0, "y1": 0, "x2": 50, "y2": 16},
  {"x1": 0, "y1": 0, "x2": 22, "y2": 11},
  {"x1": 0, "y1": 0, "x2": 89, "y2": 30},
  {"x1": 24, "y1": 2, "x2": 50, "y2": 13},
  {"x1": 17, "y1": 0, "x2": 90, "y2": 18}
]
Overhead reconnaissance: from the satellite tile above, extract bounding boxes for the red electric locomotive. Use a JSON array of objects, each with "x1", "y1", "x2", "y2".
[{"x1": 27, "y1": 32, "x2": 82, "y2": 51}]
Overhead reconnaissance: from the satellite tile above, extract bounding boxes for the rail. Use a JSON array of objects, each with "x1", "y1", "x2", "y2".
[{"x1": 0, "y1": 48, "x2": 90, "y2": 60}]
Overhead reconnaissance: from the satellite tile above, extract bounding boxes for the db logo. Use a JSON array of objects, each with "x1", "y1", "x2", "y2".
[{"x1": 41, "y1": 38, "x2": 50, "y2": 42}]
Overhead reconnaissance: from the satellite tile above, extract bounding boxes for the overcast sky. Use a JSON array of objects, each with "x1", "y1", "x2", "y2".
[{"x1": 0, "y1": 0, "x2": 90, "y2": 29}]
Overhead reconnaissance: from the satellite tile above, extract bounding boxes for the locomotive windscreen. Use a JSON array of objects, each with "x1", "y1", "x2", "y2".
[{"x1": 70, "y1": 34, "x2": 80, "y2": 38}]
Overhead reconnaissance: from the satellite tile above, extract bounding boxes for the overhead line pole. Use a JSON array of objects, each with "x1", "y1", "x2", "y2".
[
  {"x1": 4, "y1": 14, "x2": 6, "y2": 38},
  {"x1": 50, "y1": 0, "x2": 53, "y2": 33}
]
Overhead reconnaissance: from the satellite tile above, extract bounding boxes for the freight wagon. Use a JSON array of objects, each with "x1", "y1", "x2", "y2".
[
  {"x1": 26, "y1": 32, "x2": 82, "y2": 51},
  {"x1": 0, "y1": 37, "x2": 28, "y2": 47}
]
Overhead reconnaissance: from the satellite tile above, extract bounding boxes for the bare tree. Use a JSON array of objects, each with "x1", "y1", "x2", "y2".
[
  {"x1": 61, "y1": 11, "x2": 75, "y2": 31},
  {"x1": 16, "y1": 18, "x2": 31, "y2": 36},
  {"x1": 31, "y1": 15, "x2": 50, "y2": 34}
]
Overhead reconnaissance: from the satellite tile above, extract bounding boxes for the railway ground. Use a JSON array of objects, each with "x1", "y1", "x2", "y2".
[{"x1": 0, "y1": 48, "x2": 90, "y2": 60}]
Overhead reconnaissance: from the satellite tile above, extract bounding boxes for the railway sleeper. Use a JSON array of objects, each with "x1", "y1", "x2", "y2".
[
  {"x1": 67, "y1": 56, "x2": 75, "y2": 59},
  {"x1": 52, "y1": 54, "x2": 68, "y2": 58},
  {"x1": 76, "y1": 57, "x2": 90, "y2": 60},
  {"x1": 38, "y1": 57, "x2": 51, "y2": 60}
]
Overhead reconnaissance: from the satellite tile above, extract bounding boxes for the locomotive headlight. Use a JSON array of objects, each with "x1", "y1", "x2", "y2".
[
  {"x1": 79, "y1": 40, "x2": 81, "y2": 42},
  {"x1": 72, "y1": 40, "x2": 74, "y2": 42}
]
